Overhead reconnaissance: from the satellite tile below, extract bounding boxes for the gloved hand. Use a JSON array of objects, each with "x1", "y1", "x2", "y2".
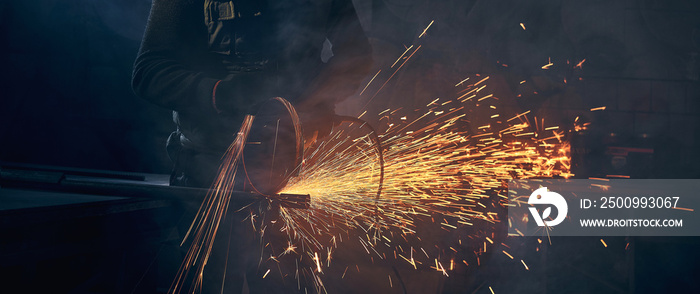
[
  {"x1": 292, "y1": 75, "x2": 347, "y2": 145},
  {"x1": 295, "y1": 102, "x2": 337, "y2": 146}
]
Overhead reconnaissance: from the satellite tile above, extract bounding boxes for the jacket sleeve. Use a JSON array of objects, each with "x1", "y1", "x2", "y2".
[
  {"x1": 297, "y1": 0, "x2": 373, "y2": 110},
  {"x1": 131, "y1": 0, "x2": 219, "y2": 113}
]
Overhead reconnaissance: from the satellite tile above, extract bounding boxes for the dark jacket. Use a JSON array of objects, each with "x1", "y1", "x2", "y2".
[{"x1": 132, "y1": 0, "x2": 372, "y2": 153}]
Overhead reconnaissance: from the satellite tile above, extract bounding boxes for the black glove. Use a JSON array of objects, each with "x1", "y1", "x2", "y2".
[{"x1": 296, "y1": 102, "x2": 337, "y2": 146}]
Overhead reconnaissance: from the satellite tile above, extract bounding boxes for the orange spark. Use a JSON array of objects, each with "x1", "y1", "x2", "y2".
[
  {"x1": 419, "y1": 20, "x2": 435, "y2": 38},
  {"x1": 542, "y1": 57, "x2": 553, "y2": 69},
  {"x1": 521, "y1": 260, "x2": 529, "y2": 270},
  {"x1": 503, "y1": 250, "x2": 514, "y2": 259}
]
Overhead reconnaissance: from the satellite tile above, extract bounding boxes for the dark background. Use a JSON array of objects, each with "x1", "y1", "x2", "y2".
[
  {"x1": 1, "y1": 0, "x2": 699, "y2": 293},
  {"x1": 1, "y1": 0, "x2": 699, "y2": 178}
]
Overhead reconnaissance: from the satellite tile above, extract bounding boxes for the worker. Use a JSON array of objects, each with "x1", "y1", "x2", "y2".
[
  {"x1": 131, "y1": 0, "x2": 372, "y2": 292},
  {"x1": 132, "y1": 0, "x2": 373, "y2": 189}
]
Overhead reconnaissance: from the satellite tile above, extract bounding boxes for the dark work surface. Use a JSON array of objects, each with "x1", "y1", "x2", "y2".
[
  {"x1": 0, "y1": 188, "x2": 183, "y2": 293},
  {"x1": 0, "y1": 188, "x2": 126, "y2": 211}
]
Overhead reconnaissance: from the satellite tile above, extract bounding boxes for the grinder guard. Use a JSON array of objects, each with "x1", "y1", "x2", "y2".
[{"x1": 242, "y1": 98, "x2": 304, "y2": 195}]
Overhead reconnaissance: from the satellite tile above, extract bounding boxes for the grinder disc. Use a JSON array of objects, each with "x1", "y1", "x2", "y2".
[{"x1": 242, "y1": 98, "x2": 303, "y2": 195}]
